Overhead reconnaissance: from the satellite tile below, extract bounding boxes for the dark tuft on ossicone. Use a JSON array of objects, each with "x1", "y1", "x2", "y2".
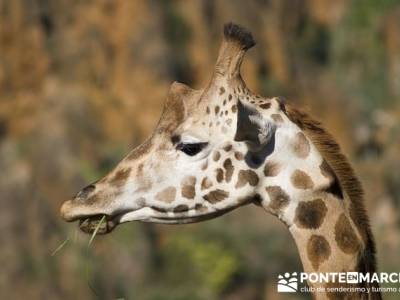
[{"x1": 223, "y1": 22, "x2": 255, "y2": 50}]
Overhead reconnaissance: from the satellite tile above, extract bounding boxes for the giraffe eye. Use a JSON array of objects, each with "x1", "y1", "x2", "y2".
[{"x1": 177, "y1": 142, "x2": 208, "y2": 156}]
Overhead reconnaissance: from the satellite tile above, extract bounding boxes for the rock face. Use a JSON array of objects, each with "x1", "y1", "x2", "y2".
[{"x1": 0, "y1": 1, "x2": 400, "y2": 299}]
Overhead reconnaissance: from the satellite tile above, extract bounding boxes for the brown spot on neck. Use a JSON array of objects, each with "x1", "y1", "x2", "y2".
[
  {"x1": 291, "y1": 169, "x2": 314, "y2": 189},
  {"x1": 295, "y1": 198, "x2": 327, "y2": 229},
  {"x1": 265, "y1": 186, "x2": 289, "y2": 213},
  {"x1": 263, "y1": 161, "x2": 281, "y2": 177},
  {"x1": 235, "y1": 170, "x2": 259, "y2": 188},
  {"x1": 291, "y1": 132, "x2": 310, "y2": 159},
  {"x1": 334, "y1": 213, "x2": 361, "y2": 254},
  {"x1": 307, "y1": 235, "x2": 331, "y2": 271}
]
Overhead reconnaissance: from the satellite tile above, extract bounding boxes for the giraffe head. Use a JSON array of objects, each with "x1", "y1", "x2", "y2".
[{"x1": 60, "y1": 23, "x2": 332, "y2": 234}]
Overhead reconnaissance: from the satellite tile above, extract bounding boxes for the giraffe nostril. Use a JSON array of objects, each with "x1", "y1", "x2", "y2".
[{"x1": 76, "y1": 184, "x2": 96, "y2": 200}]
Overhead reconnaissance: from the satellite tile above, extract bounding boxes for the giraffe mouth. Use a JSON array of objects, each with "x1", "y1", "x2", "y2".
[
  {"x1": 60, "y1": 199, "x2": 135, "y2": 234},
  {"x1": 78, "y1": 214, "x2": 117, "y2": 235},
  {"x1": 74, "y1": 207, "x2": 230, "y2": 233}
]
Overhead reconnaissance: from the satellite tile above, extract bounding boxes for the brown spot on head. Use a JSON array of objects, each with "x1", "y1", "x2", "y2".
[
  {"x1": 215, "y1": 106, "x2": 220, "y2": 115},
  {"x1": 201, "y1": 177, "x2": 213, "y2": 190},
  {"x1": 263, "y1": 161, "x2": 281, "y2": 177},
  {"x1": 292, "y1": 132, "x2": 310, "y2": 159},
  {"x1": 173, "y1": 204, "x2": 189, "y2": 213},
  {"x1": 335, "y1": 213, "x2": 361, "y2": 254},
  {"x1": 236, "y1": 170, "x2": 259, "y2": 188},
  {"x1": 234, "y1": 151, "x2": 244, "y2": 160},
  {"x1": 231, "y1": 105, "x2": 237, "y2": 113},
  {"x1": 216, "y1": 168, "x2": 224, "y2": 183},
  {"x1": 295, "y1": 198, "x2": 327, "y2": 229},
  {"x1": 260, "y1": 103, "x2": 271, "y2": 109},
  {"x1": 181, "y1": 176, "x2": 196, "y2": 199},
  {"x1": 265, "y1": 186, "x2": 289, "y2": 212},
  {"x1": 307, "y1": 234, "x2": 331, "y2": 270},
  {"x1": 219, "y1": 87, "x2": 225, "y2": 95},
  {"x1": 203, "y1": 189, "x2": 229, "y2": 204},
  {"x1": 223, "y1": 159, "x2": 234, "y2": 182},
  {"x1": 228, "y1": 94, "x2": 232, "y2": 101},
  {"x1": 223, "y1": 144, "x2": 232, "y2": 152},
  {"x1": 271, "y1": 113, "x2": 283, "y2": 123},
  {"x1": 291, "y1": 169, "x2": 314, "y2": 189},
  {"x1": 213, "y1": 151, "x2": 221, "y2": 161},
  {"x1": 195, "y1": 203, "x2": 208, "y2": 212},
  {"x1": 156, "y1": 187, "x2": 176, "y2": 203},
  {"x1": 109, "y1": 168, "x2": 131, "y2": 187},
  {"x1": 206, "y1": 107, "x2": 210, "y2": 114}
]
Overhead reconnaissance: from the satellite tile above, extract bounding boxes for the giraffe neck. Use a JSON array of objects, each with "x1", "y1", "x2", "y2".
[
  {"x1": 287, "y1": 193, "x2": 382, "y2": 300},
  {"x1": 288, "y1": 191, "x2": 361, "y2": 277}
]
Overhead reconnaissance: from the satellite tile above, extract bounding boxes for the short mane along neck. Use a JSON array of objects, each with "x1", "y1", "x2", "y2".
[{"x1": 284, "y1": 104, "x2": 381, "y2": 299}]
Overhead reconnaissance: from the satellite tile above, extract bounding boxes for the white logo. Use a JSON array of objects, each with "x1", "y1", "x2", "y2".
[
  {"x1": 277, "y1": 272, "x2": 298, "y2": 292},
  {"x1": 346, "y1": 272, "x2": 359, "y2": 284},
  {"x1": 277, "y1": 271, "x2": 400, "y2": 295}
]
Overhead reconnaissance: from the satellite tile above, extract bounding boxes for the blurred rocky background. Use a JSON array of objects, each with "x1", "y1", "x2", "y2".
[{"x1": 1, "y1": 0, "x2": 400, "y2": 299}]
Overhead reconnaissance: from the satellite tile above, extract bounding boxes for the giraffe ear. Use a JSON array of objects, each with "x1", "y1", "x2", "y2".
[{"x1": 234, "y1": 101, "x2": 276, "y2": 150}]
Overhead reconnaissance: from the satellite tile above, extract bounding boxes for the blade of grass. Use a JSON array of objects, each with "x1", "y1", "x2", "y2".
[
  {"x1": 88, "y1": 215, "x2": 106, "y2": 247},
  {"x1": 86, "y1": 215, "x2": 106, "y2": 297},
  {"x1": 51, "y1": 237, "x2": 70, "y2": 256}
]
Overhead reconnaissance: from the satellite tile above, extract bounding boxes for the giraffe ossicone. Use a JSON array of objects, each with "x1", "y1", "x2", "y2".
[{"x1": 60, "y1": 22, "x2": 381, "y2": 299}]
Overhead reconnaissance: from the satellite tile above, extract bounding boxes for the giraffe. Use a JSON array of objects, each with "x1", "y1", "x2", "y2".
[{"x1": 60, "y1": 23, "x2": 381, "y2": 300}]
